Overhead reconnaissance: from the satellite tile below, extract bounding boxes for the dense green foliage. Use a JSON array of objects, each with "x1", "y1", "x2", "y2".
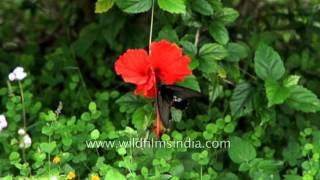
[{"x1": 1, "y1": 0, "x2": 320, "y2": 179}]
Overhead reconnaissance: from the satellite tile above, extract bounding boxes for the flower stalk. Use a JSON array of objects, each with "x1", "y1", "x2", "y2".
[{"x1": 149, "y1": 0, "x2": 155, "y2": 52}]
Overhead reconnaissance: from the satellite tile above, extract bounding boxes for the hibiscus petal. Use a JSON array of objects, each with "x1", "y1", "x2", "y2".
[
  {"x1": 134, "y1": 75, "x2": 157, "y2": 98},
  {"x1": 149, "y1": 40, "x2": 192, "y2": 84},
  {"x1": 115, "y1": 49, "x2": 150, "y2": 85},
  {"x1": 158, "y1": 56, "x2": 192, "y2": 84}
]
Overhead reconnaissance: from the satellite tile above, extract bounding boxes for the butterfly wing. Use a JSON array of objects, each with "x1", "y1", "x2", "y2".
[
  {"x1": 162, "y1": 85, "x2": 203, "y2": 109},
  {"x1": 157, "y1": 85, "x2": 203, "y2": 128},
  {"x1": 162, "y1": 85, "x2": 203, "y2": 99},
  {"x1": 156, "y1": 87, "x2": 172, "y2": 129}
]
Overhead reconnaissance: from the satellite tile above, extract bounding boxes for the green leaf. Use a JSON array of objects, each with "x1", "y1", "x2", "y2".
[
  {"x1": 209, "y1": 83, "x2": 223, "y2": 103},
  {"x1": 105, "y1": 121, "x2": 118, "y2": 139},
  {"x1": 180, "y1": 41, "x2": 197, "y2": 56},
  {"x1": 95, "y1": 0, "x2": 115, "y2": 13},
  {"x1": 206, "y1": 123, "x2": 218, "y2": 134},
  {"x1": 265, "y1": 80, "x2": 290, "y2": 107},
  {"x1": 171, "y1": 131, "x2": 183, "y2": 140},
  {"x1": 132, "y1": 108, "x2": 146, "y2": 130},
  {"x1": 208, "y1": 0, "x2": 223, "y2": 11},
  {"x1": 254, "y1": 44, "x2": 285, "y2": 81},
  {"x1": 192, "y1": 150, "x2": 209, "y2": 165},
  {"x1": 116, "y1": 92, "x2": 147, "y2": 113},
  {"x1": 219, "y1": 8, "x2": 239, "y2": 24},
  {"x1": 105, "y1": 168, "x2": 126, "y2": 180},
  {"x1": 9, "y1": 152, "x2": 21, "y2": 164},
  {"x1": 283, "y1": 75, "x2": 300, "y2": 87},
  {"x1": 199, "y1": 43, "x2": 228, "y2": 61},
  {"x1": 247, "y1": 159, "x2": 283, "y2": 179},
  {"x1": 209, "y1": 22, "x2": 229, "y2": 45},
  {"x1": 117, "y1": 147, "x2": 127, "y2": 156},
  {"x1": 157, "y1": 26, "x2": 179, "y2": 43},
  {"x1": 116, "y1": 0, "x2": 152, "y2": 14},
  {"x1": 158, "y1": 0, "x2": 186, "y2": 14},
  {"x1": 40, "y1": 142, "x2": 57, "y2": 154},
  {"x1": 284, "y1": 175, "x2": 302, "y2": 180},
  {"x1": 72, "y1": 24, "x2": 98, "y2": 56},
  {"x1": 42, "y1": 111, "x2": 57, "y2": 122},
  {"x1": 171, "y1": 107, "x2": 182, "y2": 122},
  {"x1": 141, "y1": 167, "x2": 148, "y2": 177},
  {"x1": 198, "y1": 58, "x2": 218, "y2": 73},
  {"x1": 176, "y1": 75, "x2": 200, "y2": 92},
  {"x1": 224, "y1": 123, "x2": 235, "y2": 133},
  {"x1": 81, "y1": 112, "x2": 91, "y2": 121},
  {"x1": 62, "y1": 136, "x2": 72, "y2": 147},
  {"x1": 286, "y1": 85, "x2": 320, "y2": 113},
  {"x1": 230, "y1": 82, "x2": 253, "y2": 117},
  {"x1": 170, "y1": 163, "x2": 184, "y2": 177},
  {"x1": 192, "y1": 0, "x2": 213, "y2": 16},
  {"x1": 189, "y1": 57, "x2": 200, "y2": 70},
  {"x1": 88, "y1": 102, "x2": 97, "y2": 113},
  {"x1": 179, "y1": 41, "x2": 198, "y2": 69},
  {"x1": 226, "y1": 42, "x2": 249, "y2": 62},
  {"x1": 90, "y1": 129, "x2": 100, "y2": 140},
  {"x1": 41, "y1": 126, "x2": 53, "y2": 136},
  {"x1": 282, "y1": 140, "x2": 302, "y2": 166},
  {"x1": 258, "y1": 159, "x2": 283, "y2": 172},
  {"x1": 198, "y1": 43, "x2": 227, "y2": 73},
  {"x1": 228, "y1": 137, "x2": 256, "y2": 164},
  {"x1": 239, "y1": 163, "x2": 250, "y2": 172}
]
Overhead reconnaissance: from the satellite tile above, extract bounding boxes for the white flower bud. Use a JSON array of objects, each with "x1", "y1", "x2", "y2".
[
  {"x1": 19, "y1": 142, "x2": 24, "y2": 149},
  {"x1": 0, "y1": 114, "x2": 7, "y2": 130},
  {"x1": 23, "y1": 134, "x2": 32, "y2": 148},
  {"x1": 18, "y1": 128, "x2": 26, "y2": 135},
  {"x1": 8, "y1": 73, "x2": 16, "y2": 81}
]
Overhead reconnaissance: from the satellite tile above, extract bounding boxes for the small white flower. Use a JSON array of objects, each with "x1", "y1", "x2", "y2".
[
  {"x1": 13, "y1": 67, "x2": 24, "y2": 74},
  {"x1": 23, "y1": 134, "x2": 32, "y2": 147},
  {"x1": 8, "y1": 66, "x2": 27, "y2": 81},
  {"x1": 0, "y1": 114, "x2": 7, "y2": 132},
  {"x1": 8, "y1": 73, "x2": 16, "y2": 81},
  {"x1": 15, "y1": 72, "x2": 27, "y2": 81},
  {"x1": 18, "y1": 128, "x2": 26, "y2": 135}
]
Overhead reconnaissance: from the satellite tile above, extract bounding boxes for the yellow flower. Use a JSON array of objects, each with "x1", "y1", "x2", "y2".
[
  {"x1": 52, "y1": 156, "x2": 61, "y2": 164},
  {"x1": 91, "y1": 175, "x2": 100, "y2": 180},
  {"x1": 67, "y1": 171, "x2": 76, "y2": 180}
]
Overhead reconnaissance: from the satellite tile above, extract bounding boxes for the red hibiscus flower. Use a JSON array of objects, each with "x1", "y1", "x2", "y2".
[
  {"x1": 114, "y1": 40, "x2": 192, "y2": 138},
  {"x1": 115, "y1": 40, "x2": 192, "y2": 98}
]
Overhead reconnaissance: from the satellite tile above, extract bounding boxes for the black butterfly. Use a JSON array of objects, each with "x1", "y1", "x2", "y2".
[{"x1": 156, "y1": 85, "x2": 204, "y2": 129}]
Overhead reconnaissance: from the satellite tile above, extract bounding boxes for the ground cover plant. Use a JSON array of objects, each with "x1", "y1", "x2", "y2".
[{"x1": 1, "y1": 0, "x2": 320, "y2": 179}]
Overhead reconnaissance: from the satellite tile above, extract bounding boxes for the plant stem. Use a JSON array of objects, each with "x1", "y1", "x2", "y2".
[
  {"x1": 18, "y1": 81, "x2": 31, "y2": 176},
  {"x1": 67, "y1": 27, "x2": 92, "y2": 101},
  {"x1": 7, "y1": 81, "x2": 14, "y2": 97},
  {"x1": 148, "y1": 0, "x2": 155, "y2": 52},
  {"x1": 48, "y1": 134, "x2": 51, "y2": 178},
  {"x1": 194, "y1": 28, "x2": 200, "y2": 47},
  {"x1": 18, "y1": 81, "x2": 26, "y2": 130}
]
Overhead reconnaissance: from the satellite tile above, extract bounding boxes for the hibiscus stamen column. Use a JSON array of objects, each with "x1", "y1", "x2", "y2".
[{"x1": 155, "y1": 108, "x2": 161, "y2": 139}]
